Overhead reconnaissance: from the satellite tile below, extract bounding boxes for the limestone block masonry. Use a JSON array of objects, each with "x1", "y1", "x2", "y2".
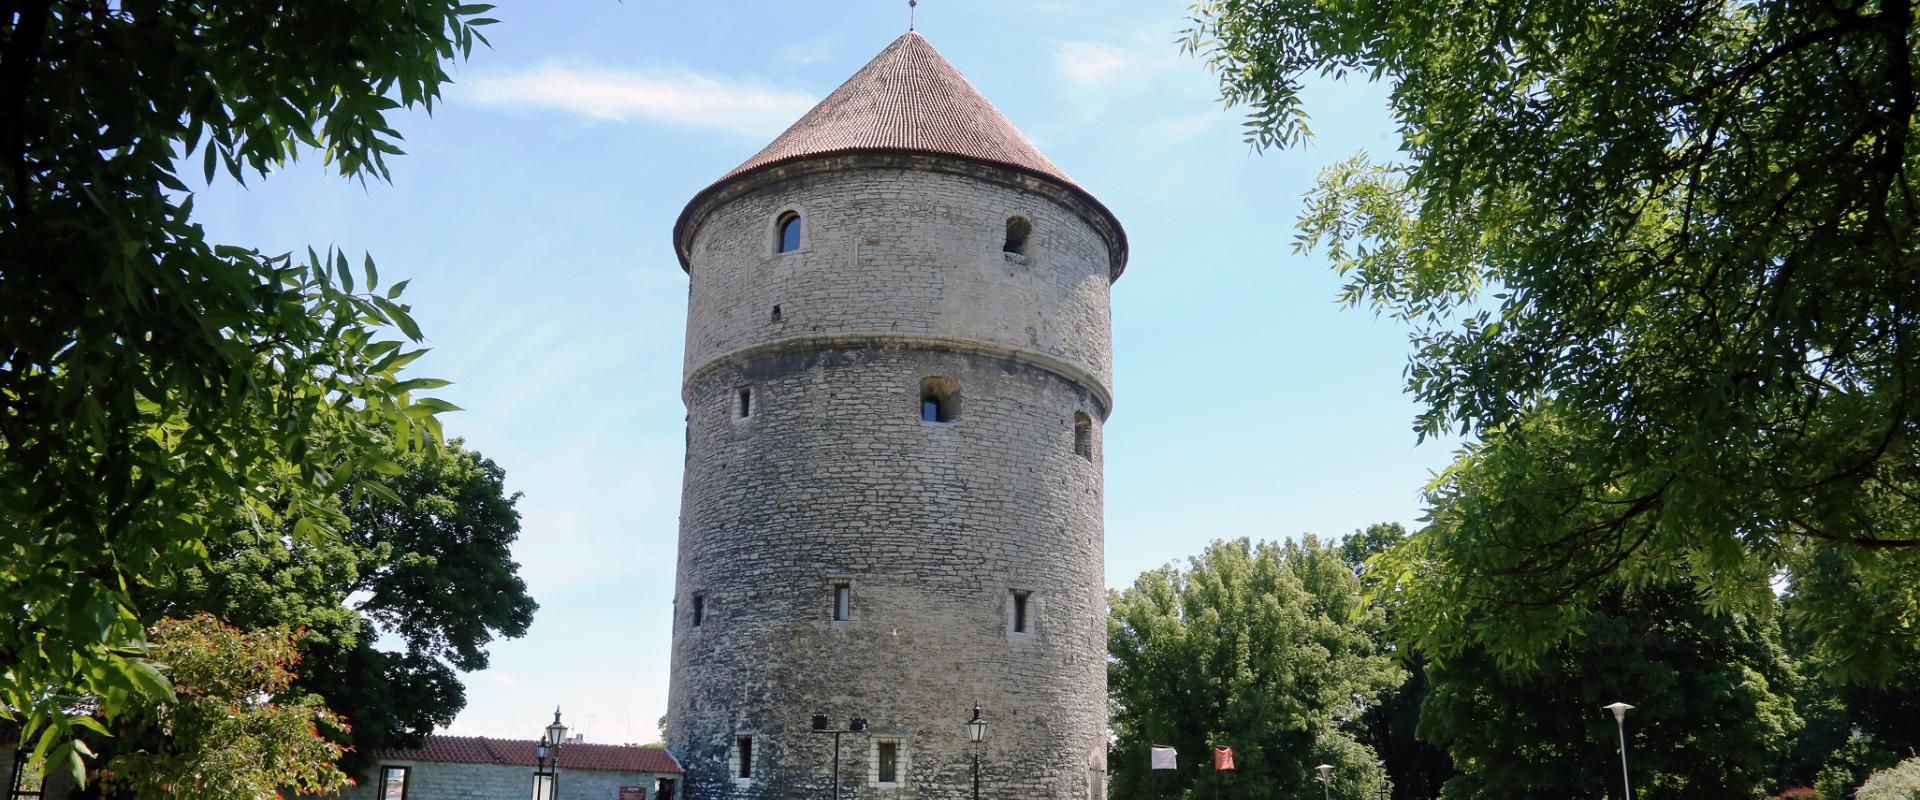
[{"x1": 665, "y1": 32, "x2": 1126, "y2": 800}]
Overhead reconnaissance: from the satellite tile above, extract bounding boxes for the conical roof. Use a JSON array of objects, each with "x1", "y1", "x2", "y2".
[
  {"x1": 675, "y1": 32, "x2": 1126, "y2": 277},
  {"x1": 719, "y1": 31, "x2": 1073, "y2": 187}
]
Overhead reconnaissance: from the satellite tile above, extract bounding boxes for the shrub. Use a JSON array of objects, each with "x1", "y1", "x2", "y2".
[{"x1": 1857, "y1": 757, "x2": 1920, "y2": 800}]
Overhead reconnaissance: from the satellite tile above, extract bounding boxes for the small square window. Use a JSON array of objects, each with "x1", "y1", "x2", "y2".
[{"x1": 920, "y1": 377, "x2": 959, "y2": 423}]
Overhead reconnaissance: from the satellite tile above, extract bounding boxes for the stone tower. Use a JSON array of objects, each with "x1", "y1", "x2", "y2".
[{"x1": 666, "y1": 32, "x2": 1127, "y2": 800}]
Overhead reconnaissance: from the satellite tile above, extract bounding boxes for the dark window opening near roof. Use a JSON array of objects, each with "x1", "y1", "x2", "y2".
[
  {"x1": 1013, "y1": 590, "x2": 1031, "y2": 634},
  {"x1": 737, "y1": 737, "x2": 754, "y2": 779},
  {"x1": 777, "y1": 212, "x2": 802, "y2": 254},
  {"x1": 1004, "y1": 216, "x2": 1032, "y2": 256}
]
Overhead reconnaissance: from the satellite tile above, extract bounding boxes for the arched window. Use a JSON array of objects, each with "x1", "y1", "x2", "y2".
[
  {"x1": 1003, "y1": 216, "x2": 1032, "y2": 256},
  {"x1": 776, "y1": 211, "x2": 802, "y2": 254}
]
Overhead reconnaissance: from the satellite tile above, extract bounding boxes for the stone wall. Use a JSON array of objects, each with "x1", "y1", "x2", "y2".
[
  {"x1": 332, "y1": 759, "x2": 670, "y2": 800},
  {"x1": 679, "y1": 154, "x2": 1117, "y2": 399},
  {"x1": 666, "y1": 156, "x2": 1114, "y2": 800}
]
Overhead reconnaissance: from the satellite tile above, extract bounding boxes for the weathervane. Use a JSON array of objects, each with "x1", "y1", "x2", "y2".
[{"x1": 909, "y1": 0, "x2": 918, "y2": 31}]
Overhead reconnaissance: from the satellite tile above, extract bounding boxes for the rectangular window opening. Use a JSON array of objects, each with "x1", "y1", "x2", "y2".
[
  {"x1": 1012, "y1": 590, "x2": 1031, "y2": 634},
  {"x1": 378, "y1": 766, "x2": 411, "y2": 800},
  {"x1": 691, "y1": 594, "x2": 705, "y2": 628},
  {"x1": 920, "y1": 378, "x2": 959, "y2": 423},
  {"x1": 1073, "y1": 414, "x2": 1093, "y2": 460},
  {"x1": 833, "y1": 582, "x2": 851, "y2": 622},
  {"x1": 10, "y1": 757, "x2": 45, "y2": 800},
  {"x1": 737, "y1": 737, "x2": 754, "y2": 780},
  {"x1": 878, "y1": 740, "x2": 900, "y2": 784},
  {"x1": 736, "y1": 387, "x2": 752, "y2": 419}
]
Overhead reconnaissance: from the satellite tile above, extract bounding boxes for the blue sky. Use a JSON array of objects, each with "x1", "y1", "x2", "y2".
[{"x1": 189, "y1": 1, "x2": 1454, "y2": 744}]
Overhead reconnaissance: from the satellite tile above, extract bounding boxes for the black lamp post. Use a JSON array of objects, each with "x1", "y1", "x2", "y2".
[
  {"x1": 964, "y1": 704, "x2": 987, "y2": 800},
  {"x1": 532, "y1": 708, "x2": 568, "y2": 800},
  {"x1": 811, "y1": 713, "x2": 868, "y2": 800}
]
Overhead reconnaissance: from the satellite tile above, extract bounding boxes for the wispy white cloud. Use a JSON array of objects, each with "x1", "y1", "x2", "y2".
[
  {"x1": 774, "y1": 39, "x2": 837, "y2": 67},
  {"x1": 462, "y1": 65, "x2": 816, "y2": 138},
  {"x1": 1052, "y1": 40, "x2": 1171, "y2": 90}
]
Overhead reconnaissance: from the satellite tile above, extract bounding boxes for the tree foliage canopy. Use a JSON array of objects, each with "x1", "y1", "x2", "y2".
[
  {"x1": 0, "y1": 0, "x2": 494, "y2": 771},
  {"x1": 1416, "y1": 583, "x2": 1797, "y2": 799},
  {"x1": 1108, "y1": 537, "x2": 1399, "y2": 799},
  {"x1": 1184, "y1": 0, "x2": 1920, "y2": 678},
  {"x1": 143, "y1": 437, "x2": 535, "y2": 778},
  {"x1": 98, "y1": 615, "x2": 347, "y2": 799}
]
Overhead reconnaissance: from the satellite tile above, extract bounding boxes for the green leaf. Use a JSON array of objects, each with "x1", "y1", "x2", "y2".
[
  {"x1": 126, "y1": 659, "x2": 173, "y2": 701},
  {"x1": 390, "y1": 377, "x2": 453, "y2": 393},
  {"x1": 411, "y1": 396, "x2": 463, "y2": 414}
]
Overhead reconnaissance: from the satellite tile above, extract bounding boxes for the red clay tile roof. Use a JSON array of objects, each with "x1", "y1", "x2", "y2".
[
  {"x1": 720, "y1": 31, "x2": 1074, "y2": 189},
  {"x1": 378, "y1": 735, "x2": 681, "y2": 774},
  {"x1": 676, "y1": 32, "x2": 1127, "y2": 277}
]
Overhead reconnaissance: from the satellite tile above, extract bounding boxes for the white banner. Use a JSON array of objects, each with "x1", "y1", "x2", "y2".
[{"x1": 1150, "y1": 745, "x2": 1177, "y2": 770}]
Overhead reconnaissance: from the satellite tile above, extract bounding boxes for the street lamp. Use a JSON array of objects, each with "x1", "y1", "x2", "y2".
[
  {"x1": 532, "y1": 707, "x2": 567, "y2": 800},
  {"x1": 811, "y1": 713, "x2": 868, "y2": 800},
  {"x1": 1316, "y1": 763, "x2": 1333, "y2": 800},
  {"x1": 1604, "y1": 702, "x2": 1634, "y2": 799},
  {"x1": 964, "y1": 704, "x2": 988, "y2": 800}
]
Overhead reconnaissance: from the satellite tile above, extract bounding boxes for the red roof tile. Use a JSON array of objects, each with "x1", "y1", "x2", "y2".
[
  {"x1": 676, "y1": 32, "x2": 1127, "y2": 278},
  {"x1": 378, "y1": 736, "x2": 681, "y2": 774}
]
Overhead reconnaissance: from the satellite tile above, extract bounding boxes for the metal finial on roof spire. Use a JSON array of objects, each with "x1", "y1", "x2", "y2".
[{"x1": 909, "y1": 0, "x2": 918, "y2": 31}]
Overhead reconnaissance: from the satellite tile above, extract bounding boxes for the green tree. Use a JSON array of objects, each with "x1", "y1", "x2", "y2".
[
  {"x1": 1184, "y1": 0, "x2": 1920, "y2": 681},
  {"x1": 1108, "y1": 536, "x2": 1400, "y2": 799},
  {"x1": 1416, "y1": 581, "x2": 1797, "y2": 799},
  {"x1": 1816, "y1": 731, "x2": 1906, "y2": 800},
  {"x1": 98, "y1": 615, "x2": 348, "y2": 799},
  {"x1": 0, "y1": 0, "x2": 494, "y2": 771},
  {"x1": 1338, "y1": 524, "x2": 1452, "y2": 800},
  {"x1": 143, "y1": 438, "x2": 536, "y2": 779}
]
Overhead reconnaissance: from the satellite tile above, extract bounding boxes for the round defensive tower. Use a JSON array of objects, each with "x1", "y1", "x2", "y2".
[{"x1": 665, "y1": 32, "x2": 1127, "y2": 800}]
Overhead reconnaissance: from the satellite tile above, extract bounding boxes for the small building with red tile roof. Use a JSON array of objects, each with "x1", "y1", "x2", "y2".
[{"x1": 331, "y1": 735, "x2": 681, "y2": 800}]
